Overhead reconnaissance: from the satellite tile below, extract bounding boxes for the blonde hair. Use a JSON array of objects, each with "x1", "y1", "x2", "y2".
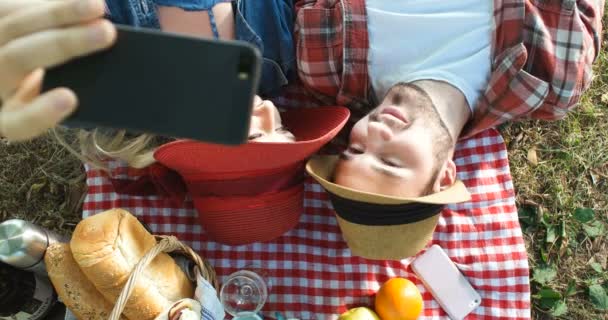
[{"x1": 53, "y1": 127, "x2": 171, "y2": 171}]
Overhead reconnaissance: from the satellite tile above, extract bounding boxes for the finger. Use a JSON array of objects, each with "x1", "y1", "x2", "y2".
[
  {"x1": 253, "y1": 95, "x2": 263, "y2": 107},
  {"x1": 0, "y1": 0, "x2": 43, "y2": 16},
  {"x1": 0, "y1": 87, "x2": 77, "y2": 141},
  {"x1": 9, "y1": 68, "x2": 44, "y2": 107},
  {"x1": 0, "y1": 0, "x2": 106, "y2": 47},
  {"x1": 0, "y1": 1, "x2": 82, "y2": 20},
  {"x1": 0, "y1": 19, "x2": 116, "y2": 98}
]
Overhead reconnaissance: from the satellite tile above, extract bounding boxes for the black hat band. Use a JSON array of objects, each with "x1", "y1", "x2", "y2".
[{"x1": 328, "y1": 192, "x2": 445, "y2": 226}]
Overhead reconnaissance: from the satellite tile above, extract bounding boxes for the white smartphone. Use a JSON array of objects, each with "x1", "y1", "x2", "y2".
[{"x1": 411, "y1": 245, "x2": 482, "y2": 320}]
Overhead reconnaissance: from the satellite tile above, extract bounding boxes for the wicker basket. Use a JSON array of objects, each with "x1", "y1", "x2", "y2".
[{"x1": 109, "y1": 235, "x2": 217, "y2": 320}]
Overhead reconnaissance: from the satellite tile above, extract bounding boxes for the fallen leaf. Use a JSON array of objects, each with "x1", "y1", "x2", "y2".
[
  {"x1": 590, "y1": 262, "x2": 603, "y2": 273},
  {"x1": 583, "y1": 221, "x2": 605, "y2": 238},
  {"x1": 537, "y1": 287, "x2": 561, "y2": 309},
  {"x1": 551, "y1": 300, "x2": 568, "y2": 317},
  {"x1": 538, "y1": 288, "x2": 561, "y2": 299},
  {"x1": 574, "y1": 208, "x2": 595, "y2": 223},
  {"x1": 546, "y1": 225, "x2": 557, "y2": 244},
  {"x1": 533, "y1": 265, "x2": 557, "y2": 285},
  {"x1": 589, "y1": 285, "x2": 608, "y2": 310},
  {"x1": 594, "y1": 251, "x2": 607, "y2": 270},
  {"x1": 26, "y1": 182, "x2": 46, "y2": 202},
  {"x1": 527, "y1": 148, "x2": 539, "y2": 166},
  {"x1": 601, "y1": 92, "x2": 608, "y2": 105}
]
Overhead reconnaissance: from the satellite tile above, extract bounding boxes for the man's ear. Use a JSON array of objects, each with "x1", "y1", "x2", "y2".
[
  {"x1": 439, "y1": 159, "x2": 457, "y2": 190},
  {"x1": 433, "y1": 159, "x2": 457, "y2": 192}
]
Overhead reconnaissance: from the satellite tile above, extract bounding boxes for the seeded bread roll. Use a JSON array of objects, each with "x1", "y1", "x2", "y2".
[
  {"x1": 45, "y1": 243, "x2": 127, "y2": 320},
  {"x1": 70, "y1": 208, "x2": 194, "y2": 320}
]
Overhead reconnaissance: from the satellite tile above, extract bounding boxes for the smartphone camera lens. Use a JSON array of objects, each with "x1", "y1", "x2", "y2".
[{"x1": 238, "y1": 51, "x2": 253, "y2": 80}]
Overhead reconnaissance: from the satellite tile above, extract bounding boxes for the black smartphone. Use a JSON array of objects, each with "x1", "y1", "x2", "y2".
[{"x1": 42, "y1": 24, "x2": 261, "y2": 145}]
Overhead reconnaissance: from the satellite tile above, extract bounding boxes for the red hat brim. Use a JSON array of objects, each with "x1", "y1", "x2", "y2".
[{"x1": 153, "y1": 106, "x2": 350, "y2": 174}]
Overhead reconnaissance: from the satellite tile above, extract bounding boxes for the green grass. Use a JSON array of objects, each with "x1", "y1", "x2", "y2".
[{"x1": 502, "y1": 9, "x2": 608, "y2": 319}]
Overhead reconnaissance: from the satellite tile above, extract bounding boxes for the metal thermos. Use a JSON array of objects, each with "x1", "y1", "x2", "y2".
[{"x1": 0, "y1": 219, "x2": 68, "y2": 275}]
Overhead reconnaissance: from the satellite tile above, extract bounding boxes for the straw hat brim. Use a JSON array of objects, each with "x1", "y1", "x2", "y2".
[{"x1": 306, "y1": 155, "x2": 471, "y2": 205}]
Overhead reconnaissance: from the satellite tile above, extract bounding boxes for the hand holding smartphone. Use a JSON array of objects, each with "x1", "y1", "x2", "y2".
[
  {"x1": 411, "y1": 245, "x2": 482, "y2": 320},
  {"x1": 42, "y1": 24, "x2": 262, "y2": 145}
]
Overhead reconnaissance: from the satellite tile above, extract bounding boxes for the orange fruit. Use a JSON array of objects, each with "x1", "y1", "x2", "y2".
[{"x1": 374, "y1": 278, "x2": 423, "y2": 320}]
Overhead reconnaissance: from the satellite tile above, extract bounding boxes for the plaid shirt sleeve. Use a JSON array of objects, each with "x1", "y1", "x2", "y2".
[
  {"x1": 463, "y1": 0, "x2": 605, "y2": 137},
  {"x1": 292, "y1": 0, "x2": 372, "y2": 115}
]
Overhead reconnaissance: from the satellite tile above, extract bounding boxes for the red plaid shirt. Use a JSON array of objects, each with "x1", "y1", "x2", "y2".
[{"x1": 289, "y1": 0, "x2": 605, "y2": 138}]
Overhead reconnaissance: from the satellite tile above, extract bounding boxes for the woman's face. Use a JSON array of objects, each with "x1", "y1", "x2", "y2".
[{"x1": 248, "y1": 96, "x2": 295, "y2": 143}]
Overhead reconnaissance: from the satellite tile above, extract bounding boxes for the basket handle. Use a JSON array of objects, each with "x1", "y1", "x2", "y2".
[{"x1": 109, "y1": 236, "x2": 190, "y2": 320}]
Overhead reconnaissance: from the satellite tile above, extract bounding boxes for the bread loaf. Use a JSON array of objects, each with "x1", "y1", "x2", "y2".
[
  {"x1": 70, "y1": 209, "x2": 194, "y2": 320},
  {"x1": 45, "y1": 243, "x2": 127, "y2": 320}
]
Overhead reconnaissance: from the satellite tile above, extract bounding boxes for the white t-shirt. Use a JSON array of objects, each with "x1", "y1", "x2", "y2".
[{"x1": 366, "y1": 0, "x2": 493, "y2": 111}]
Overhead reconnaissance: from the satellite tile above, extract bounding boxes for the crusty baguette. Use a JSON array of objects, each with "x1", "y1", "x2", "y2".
[
  {"x1": 45, "y1": 243, "x2": 127, "y2": 320},
  {"x1": 70, "y1": 209, "x2": 194, "y2": 320}
]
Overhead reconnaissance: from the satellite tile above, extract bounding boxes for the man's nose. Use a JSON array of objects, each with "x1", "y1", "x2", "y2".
[
  {"x1": 253, "y1": 102, "x2": 275, "y2": 132},
  {"x1": 367, "y1": 121, "x2": 393, "y2": 143}
]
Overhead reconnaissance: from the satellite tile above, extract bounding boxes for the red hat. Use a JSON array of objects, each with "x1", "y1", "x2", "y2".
[{"x1": 154, "y1": 106, "x2": 350, "y2": 245}]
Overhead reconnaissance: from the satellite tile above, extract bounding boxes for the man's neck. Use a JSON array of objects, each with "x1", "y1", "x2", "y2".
[{"x1": 413, "y1": 80, "x2": 472, "y2": 142}]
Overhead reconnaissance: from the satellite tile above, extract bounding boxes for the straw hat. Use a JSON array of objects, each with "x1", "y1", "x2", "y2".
[
  {"x1": 154, "y1": 107, "x2": 350, "y2": 245},
  {"x1": 306, "y1": 155, "x2": 471, "y2": 260}
]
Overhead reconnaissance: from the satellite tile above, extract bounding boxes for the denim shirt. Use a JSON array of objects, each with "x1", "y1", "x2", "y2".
[{"x1": 104, "y1": 0, "x2": 296, "y2": 96}]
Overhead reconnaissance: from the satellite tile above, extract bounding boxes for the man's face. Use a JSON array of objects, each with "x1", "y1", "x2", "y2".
[{"x1": 333, "y1": 83, "x2": 452, "y2": 197}]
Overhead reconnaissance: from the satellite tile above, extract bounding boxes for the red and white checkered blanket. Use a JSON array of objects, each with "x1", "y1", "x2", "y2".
[{"x1": 82, "y1": 128, "x2": 530, "y2": 320}]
